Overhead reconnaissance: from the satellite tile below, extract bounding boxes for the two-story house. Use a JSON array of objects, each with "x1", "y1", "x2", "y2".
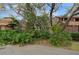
[{"x1": 57, "y1": 16, "x2": 79, "y2": 32}]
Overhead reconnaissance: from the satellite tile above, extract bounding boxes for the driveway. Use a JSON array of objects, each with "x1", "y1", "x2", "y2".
[{"x1": 0, "y1": 45, "x2": 79, "y2": 55}]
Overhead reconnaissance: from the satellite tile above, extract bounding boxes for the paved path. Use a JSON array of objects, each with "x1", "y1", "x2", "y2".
[{"x1": 0, "y1": 45, "x2": 79, "y2": 55}]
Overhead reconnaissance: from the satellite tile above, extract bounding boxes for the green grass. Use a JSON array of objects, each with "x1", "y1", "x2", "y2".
[{"x1": 67, "y1": 41, "x2": 79, "y2": 51}]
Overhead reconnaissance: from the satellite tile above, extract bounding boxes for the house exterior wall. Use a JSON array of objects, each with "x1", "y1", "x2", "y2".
[
  {"x1": 0, "y1": 17, "x2": 13, "y2": 30},
  {"x1": 64, "y1": 25, "x2": 78, "y2": 32},
  {"x1": 0, "y1": 25, "x2": 12, "y2": 30},
  {"x1": 63, "y1": 17, "x2": 79, "y2": 32},
  {"x1": 56, "y1": 17, "x2": 79, "y2": 32}
]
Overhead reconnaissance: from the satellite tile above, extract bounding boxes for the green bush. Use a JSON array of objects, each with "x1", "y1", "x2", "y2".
[
  {"x1": 32, "y1": 30, "x2": 50, "y2": 39},
  {"x1": 11, "y1": 32, "x2": 33, "y2": 45},
  {"x1": 49, "y1": 32, "x2": 72, "y2": 46},
  {"x1": 70, "y1": 32, "x2": 79, "y2": 41},
  {"x1": 0, "y1": 30, "x2": 33, "y2": 46},
  {"x1": 49, "y1": 24, "x2": 72, "y2": 47},
  {"x1": 0, "y1": 27, "x2": 72, "y2": 47},
  {"x1": 0, "y1": 30, "x2": 18, "y2": 44},
  {"x1": 51, "y1": 24, "x2": 62, "y2": 33},
  {"x1": 0, "y1": 30, "x2": 51, "y2": 46}
]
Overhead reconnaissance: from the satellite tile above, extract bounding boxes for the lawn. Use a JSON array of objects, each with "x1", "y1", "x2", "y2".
[
  {"x1": 63, "y1": 41, "x2": 79, "y2": 51},
  {"x1": 68, "y1": 41, "x2": 79, "y2": 51}
]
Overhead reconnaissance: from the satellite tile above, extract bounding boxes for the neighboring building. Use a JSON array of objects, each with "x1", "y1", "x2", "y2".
[
  {"x1": 1, "y1": 16, "x2": 79, "y2": 32},
  {"x1": 56, "y1": 16, "x2": 79, "y2": 32},
  {"x1": 0, "y1": 17, "x2": 13, "y2": 30}
]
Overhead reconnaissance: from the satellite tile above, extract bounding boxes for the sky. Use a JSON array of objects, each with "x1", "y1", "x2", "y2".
[
  {"x1": 0, "y1": 3, "x2": 73, "y2": 20},
  {"x1": 53, "y1": 3, "x2": 73, "y2": 16}
]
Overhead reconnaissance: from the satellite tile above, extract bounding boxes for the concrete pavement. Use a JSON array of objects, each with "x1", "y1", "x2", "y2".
[{"x1": 0, "y1": 45, "x2": 79, "y2": 55}]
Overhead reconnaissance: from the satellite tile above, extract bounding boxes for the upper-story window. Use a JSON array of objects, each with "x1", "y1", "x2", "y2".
[
  {"x1": 64, "y1": 18, "x2": 67, "y2": 21},
  {"x1": 75, "y1": 18, "x2": 79, "y2": 21},
  {"x1": 61, "y1": 18, "x2": 67, "y2": 22}
]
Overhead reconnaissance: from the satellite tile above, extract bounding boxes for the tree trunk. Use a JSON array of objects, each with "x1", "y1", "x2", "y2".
[{"x1": 49, "y1": 3, "x2": 55, "y2": 26}]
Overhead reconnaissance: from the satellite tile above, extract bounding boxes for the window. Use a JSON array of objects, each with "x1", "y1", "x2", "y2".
[
  {"x1": 64, "y1": 18, "x2": 67, "y2": 21},
  {"x1": 75, "y1": 18, "x2": 79, "y2": 21}
]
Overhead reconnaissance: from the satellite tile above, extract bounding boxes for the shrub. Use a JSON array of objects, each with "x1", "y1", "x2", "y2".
[
  {"x1": 0, "y1": 30, "x2": 34, "y2": 46},
  {"x1": 49, "y1": 32, "x2": 72, "y2": 46},
  {"x1": 32, "y1": 30, "x2": 50, "y2": 39},
  {"x1": 51, "y1": 24, "x2": 62, "y2": 33},
  {"x1": 49, "y1": 24, "x2": 72, "y2": 47},
  {"x1": 0, "y1": 30, "x2": 18, "y2": 44},
  {"x1": 70, "y1": 32, "x2": 79, "y2": 41},
  {"x1": 11, "y1": 32, "x2": 33, "y2": 45},
  {"x1": 0, "y1": 30, "x2": 51, "y2": 46}
]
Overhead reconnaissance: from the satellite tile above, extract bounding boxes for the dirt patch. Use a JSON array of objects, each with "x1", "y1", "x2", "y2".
[{"x1": 32, "y1": 39, "x2": 51, "y2": 46}]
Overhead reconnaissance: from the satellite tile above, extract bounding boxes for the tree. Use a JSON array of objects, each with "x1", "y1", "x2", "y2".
[
  {"x1": 49, "y1": 3, "x2": 55, "y2": 26},
  {"x1": 8, "y1": 3, "x2": 49, "y2": 31},
  {"x1": 8, "y1": 3, "x2": 63, "y2": 32},
  {"x1": 61, "y1": 4, "x2": 79, "y2": 31},
  {"x1": 9, "y1": 4, "x2": 36, "y2": 30},
  {"x1": 47, "y1": 3, "x2": 62, "y2": 27},
  {"x1": 9, "y1": 15, "x2": 19, "y2": 29}
]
